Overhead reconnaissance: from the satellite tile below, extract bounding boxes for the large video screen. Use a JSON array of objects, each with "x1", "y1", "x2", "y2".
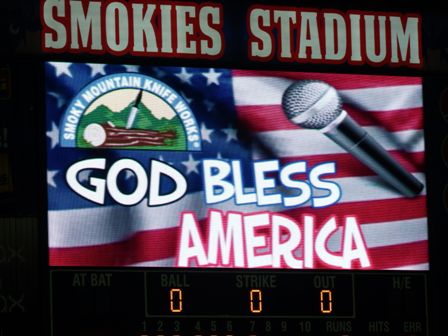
[{"x1": 45, "y1": 61, "x2": 427, "y2": 270}]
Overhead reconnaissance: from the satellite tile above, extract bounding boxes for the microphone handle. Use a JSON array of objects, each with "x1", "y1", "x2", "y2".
[{"x1": 324, "y1": 112, "x2": 424, "y2": 197}]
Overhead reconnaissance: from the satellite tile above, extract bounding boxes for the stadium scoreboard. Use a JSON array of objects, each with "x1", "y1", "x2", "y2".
[{"x1": 2, "y1": 1, "x2": 448, "y2": 335}]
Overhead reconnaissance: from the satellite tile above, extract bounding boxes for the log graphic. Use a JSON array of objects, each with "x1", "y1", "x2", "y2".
[{"x1": 83, "y1": 123, "x2": 176, "y2": 147}]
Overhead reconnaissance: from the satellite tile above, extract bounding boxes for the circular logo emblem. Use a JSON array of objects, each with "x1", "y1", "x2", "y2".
[{"x1": 60, "y1": 73, "x2": 201, "y2": 151}]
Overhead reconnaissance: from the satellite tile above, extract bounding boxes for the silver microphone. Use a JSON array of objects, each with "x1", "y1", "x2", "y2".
[{"x1": 282, "y1": 80, "x2": 424, "y2": 197}]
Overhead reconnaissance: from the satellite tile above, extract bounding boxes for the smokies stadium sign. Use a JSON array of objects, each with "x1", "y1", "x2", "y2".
[{"x1": 41, "y1": 0, "x2": 422, "y2": 68}]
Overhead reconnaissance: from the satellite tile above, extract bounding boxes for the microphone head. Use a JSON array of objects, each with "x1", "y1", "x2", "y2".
[{"x1": 282, "y1": 80, "x2": 343, "y2": 129}]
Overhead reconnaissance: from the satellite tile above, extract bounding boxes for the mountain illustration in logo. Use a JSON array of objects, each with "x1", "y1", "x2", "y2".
[{"x1": 76, "y1": 89, "x2": 187, "y2": 150}]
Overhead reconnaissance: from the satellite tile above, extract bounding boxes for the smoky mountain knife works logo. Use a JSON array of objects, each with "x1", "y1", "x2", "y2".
[{"x1": 60, "y1": 73, "x2": 201, "y2": 151}]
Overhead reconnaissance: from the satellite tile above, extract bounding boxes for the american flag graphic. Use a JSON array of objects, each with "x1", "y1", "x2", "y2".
[{"x1": 46, "y1": 62, "x2": 428, "y2": 270}]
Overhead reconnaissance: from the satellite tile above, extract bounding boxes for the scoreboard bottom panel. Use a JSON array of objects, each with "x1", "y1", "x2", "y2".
[{"x1": 50, "y1": 269, "x2": 427, "y2": 336}]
